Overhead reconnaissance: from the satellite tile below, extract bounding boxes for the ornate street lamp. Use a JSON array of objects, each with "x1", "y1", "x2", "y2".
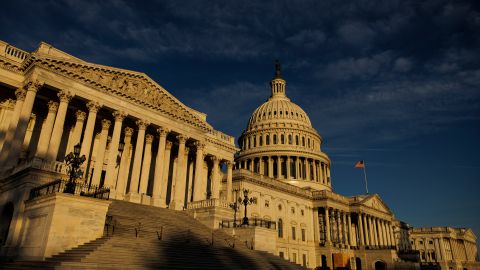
[
  {"x1": 229, "y1": 189, "x2": 240, "y2": 227},
  {"x1": 241, "y1": 189, "x2": 255, "y2": 226},
  {"x1": 64, "y1": 143, "x2": 86, "y2": 194}
]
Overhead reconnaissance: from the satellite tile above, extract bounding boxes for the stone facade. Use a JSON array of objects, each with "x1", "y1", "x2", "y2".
[{"x1": 0, "y1": 40, "x2": 478, "y2": 270}]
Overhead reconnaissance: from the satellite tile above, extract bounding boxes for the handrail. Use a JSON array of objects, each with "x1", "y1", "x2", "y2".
[{"x1": 29, "y1": 179, "x2": 110, "y2": 200}]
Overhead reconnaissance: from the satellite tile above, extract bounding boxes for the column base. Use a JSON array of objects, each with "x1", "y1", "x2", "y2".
[
  {"x1": 169, "y1": 200, "x2": 185, "y2": 210},
  {"x1": 151, "y1": 197, "x2": 166, "y2": 208},
  {"x1": 141, "y1": 194, "x2": 151, "y2": 205},
  {"x1": 124, "y1": 192, "x2": 141, "y2": 204}
]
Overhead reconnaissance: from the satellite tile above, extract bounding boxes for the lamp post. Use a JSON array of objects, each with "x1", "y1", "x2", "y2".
[
  {"x1": 241, "y1": 189, "x2": 255, "y2": 226},
  {"x1": 114, "y1": 142, "x2": 125, "y2": 189},
  {"x1": 229, "y1": 189, "x2": 240, "y2": 227},
  {"x1": 64, "y1": 143, "x2": 86, "y2": 194}
]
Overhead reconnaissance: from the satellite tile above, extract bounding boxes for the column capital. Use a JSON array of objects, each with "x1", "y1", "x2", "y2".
[
  {"x1": 157, "y1": 127, "x2": 169, "y2": 137},
  {"x1": 24, "y1": 80, "x2": 43, "y2": 93},
  {"x1": 75, "y1": 110, "x2": 86, "y2": 120},
  {"x1": 87, "y1": 101, "x2": 102, "y2": 113},
  {"x1": 124, "y1": 126, "x2": 134, "y2": 137},
  {"x1": 136, "y1": 119, "x2": 149, "y2": 129},
  {"x1": 48, "y1": 101, "x2": 59, "y2": 112},
  {"x1": 176, "y1": 134, "x2": 188, "y2": 144},
  {"x1": 58, "y1": 90, "x2": 73, "y2": 103},
  {"x1": 194, "y1": 141, "x2": 206, "y2": 150},
  {"x1": 145, "y1": 134, "x2": 154, "y2": 144},
  {"x1": 1, "y1": 98, "x2": 15, "y2": 109},
  {"x1": 15, "y1": 88, "x2": 27, "y2": 101},
  {"x1": 101, "y1": 119, "x2": 111, "y2": 130},
  {"x1": 165, "y1": 141, "x2": 173, "y2": 150},
  {"x1": 226, "y1": 160, "x2": 234, "y2": 168},
  {"x1": 113, "y1": 111, "x2": 127, "y2": 122}
]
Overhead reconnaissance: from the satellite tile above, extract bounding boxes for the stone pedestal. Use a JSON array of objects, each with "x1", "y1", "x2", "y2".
[
  {"x1": 222, "y1": 226, "x2": 277, "y2": 254},
  {"x1": 124, "y1": 192, "x2": 141, "y2": 204},
  {"x1": 18, "y1": 193, "x2": 111, "y2": 260},
  {"x1": 141, "y1": 194, "x2": 151, "y2": 205},
  {"x1": 151, "y1": 197, "x2": 166, "y2": 208}
]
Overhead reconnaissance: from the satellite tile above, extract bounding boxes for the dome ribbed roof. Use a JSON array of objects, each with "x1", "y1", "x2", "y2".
[{"x1": 247, "y1": 96, "x2": 312, "y2": 129}]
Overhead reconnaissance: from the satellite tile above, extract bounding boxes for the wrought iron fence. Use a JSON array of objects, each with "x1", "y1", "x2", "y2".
[
  {"x1": 219, "y1": 218, "x2": 277, "y2": 230},
  {"x1": 29, "y1": 179, "x2": 110, "y2": 200}
]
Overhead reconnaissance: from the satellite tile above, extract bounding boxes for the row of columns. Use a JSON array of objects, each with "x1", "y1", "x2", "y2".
[
  {"x1": 237, "y1": 156, "x2": 330, "y2": 184},
  {"x1": 0, "y1": 82, "x2": 235, "y2": 210},
  {"x1": 317, "y1": 208, "x2": 396, "y2": 249},
  {"x1": 242, "y1": 132, "x2": 318, "y2": 151}
]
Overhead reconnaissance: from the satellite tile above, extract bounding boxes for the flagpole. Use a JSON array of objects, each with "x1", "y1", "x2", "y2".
[{"x1": 363, "y1": 162, "x2": 369, "y2": 194}]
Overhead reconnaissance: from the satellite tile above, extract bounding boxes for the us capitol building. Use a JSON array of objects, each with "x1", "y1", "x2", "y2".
[{"x1": 0, "y1": 40, "x2": 478, "y2": 270}]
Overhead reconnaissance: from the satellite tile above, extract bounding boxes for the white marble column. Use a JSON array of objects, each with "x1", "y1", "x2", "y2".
[
  {"x1": 2, "y1": 82, "x2": 41, "y2": 168},
  {"x1": 35, "y1": 101, "x2": 58, "y2": 158},
  {"x1": 259, "y1": 157, "x2": 264, "y2": 175},
  {"x1": 389, "y1": 224, "x2": 395, "y2": 247},
  {"x1": 46, "y1": 90, "x2": 73, "y2": 161},
  {"x1": 80, "y1": 101, "x2": 101, "y2": 176},
  {"x1": 342, "y1": 212, "x2": 348, "y2": 245},
  {"x1": 192, "y1": 142, "x2": 205, "y2": 202},
  {"x1": 139, "y1": 134, "x2": 154, "y2": 198},
  {"x1": 276, "y1": 156, "x2": 282, "y2": 178},
  {"x1": 226, "y1": 161, "x2": 233, "y2": 202},
  {"x1": 187, "y1": 156, "x2": 194, "y2": 202},
  {"x1": 152, "y1": 128, "x2": 168, "y2": 206},
  {"x1": 0, "y1": 99, "x2": 16, "y2": 152},
  {"x1": 358, "y1": 213, "x2": 365, "y2": 246},
  {"x1": 347, "y1": 214, "x2": 353, "y2": 246},
  {"x1": 171, "y1": 135, "x2": 187, "y2": 210},
  {"x1": 286, "y1": 156, "x2": 291, "y2": 179},
  {"x1": 160, "y1": 141, "x2": 172, "y2": 206},
  {"x1": 210, "y1": 156, "x2": 220, "y2": 199},
  {"x1": 306, "y1": 159, "x2": 311, "y2": 180},
  {"x1": 67, "y1": 110, "x2": 87, "y2": 154},
  {"x1": 126, "y1": 119, "x2": 149, "y2": 202},
  {"x1": 0, "y1": 90, "x2": 25, "y2": 161},
  {"x1": 313, "y1": 160, "x2": 317, "y2": 181},
  {"x1": 268, "y1": 156, "x2": 273, "y2": 177},
  {"x1": 104, "y1": 111, "x2": 126, "y2": 188},
  {"x1": 91, "y1": 119, "x2": 111, "y2": 186},
  {"x1": 116, "y1": 127, "x2": 133, "y2": 198},
  {"x1": 364, "y1": 214, "x2": 370, "y2": 246},
  {"x1": 325, "y1": 208, "x2": 331, "y2": 244}
]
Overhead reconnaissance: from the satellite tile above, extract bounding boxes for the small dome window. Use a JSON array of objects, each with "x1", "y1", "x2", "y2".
[
  {"x1": 274, "y1": 111, "x2": 277, "y2": 116},
  {"x1": 295, "y1": 135, "x2": 299, "y2": 145},
  {"x1": 253, "y1": 136, "x2": 257, "y2": 147},
  {"x1": 302, "y1": 137, "x2": 305, "y2": 146},
  {"x1": 266, "y1": 135, "x2": 270, "y2": 145},
  {"x1": 281, "y1": 134, "x2": 285, "y2": 144},
  {"x1": 273, "y1": 134, "x2": 277, "y2": 144},
  {"x1": 288, "y1": 135, "x2": 292, "y2": 144},
  {"x1": 286, "y1": 111, "x2": 289, "y2": 115},
  {"x1": 280, "y1": 111, "x2": 283, "y2": 115}
]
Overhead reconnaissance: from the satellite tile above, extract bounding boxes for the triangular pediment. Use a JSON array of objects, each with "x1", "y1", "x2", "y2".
[
  {"x1": 24, "y1": 50, "x2": 211, "y2": 131},
  {"x1": 356, "y1": 194, "x2": 392, "y2": 214}
]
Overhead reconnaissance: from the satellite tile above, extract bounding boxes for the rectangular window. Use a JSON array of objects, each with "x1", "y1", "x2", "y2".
[
  {"x1": 302, "y1": 254, "x2": 307, "y2": 267},
  {"x1": 292, "y1": 253, "x2": 297, "y2": 263},
  {"x1": 292, "y1": 226, "x2": 296, "y2": 240},
  {"x1": 301, "y1": 228, "x2": 306, "y2": 241},
  {"x1": 279, "y1": 251, "x2": 284, "y2": 259}
]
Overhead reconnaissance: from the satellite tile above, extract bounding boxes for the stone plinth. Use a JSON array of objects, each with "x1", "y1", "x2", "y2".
[
  {"x1": 18, "y1": 193, "x2": 111, "y2": 260},
  {"x1": 186, "y1": 199, "x2": 232, "y2": 229},
  {"x1": 222, "y1": 226, "x2": 277, "y2": 254}
]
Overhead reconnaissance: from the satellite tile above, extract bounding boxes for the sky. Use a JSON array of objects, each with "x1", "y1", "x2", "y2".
[{"x1": 1, "y1": 0, "x2": 479, "y2": 246}]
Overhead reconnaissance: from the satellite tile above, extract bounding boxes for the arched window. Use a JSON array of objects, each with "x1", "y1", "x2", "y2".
[
  {"x1": 273, "y1": 134, "x2": 277, "y2": 144},
  {"x1": 281, "y1": 134, "x2": 285, "y2": 144},
  {"x1": 302, "y1": 137, "x2": 305, "y2": 146},
  {"x1": 308, "y1": 138, "x2": 310, "y2": 148},
  {"x1": 253, "y1": 136, "x2": 256, "y2": 147},
  {"x1": 288, "y1": 135, "x2": 292, "y2": 144},
  {"x1": 259, "y1": 135, "x2": 263, "y2": 146},
  {"x1": 248, "y1": 137, "x2": 251, "y2": 149},
  {"x1": 266, "y1": 135, "x2": 270, "y2": 145},
  {"x1": 296, "y1": 135, "x2": 299, "y2": 145},
  {"x1": 278, "y1": 219, "x2": 283, "y2": 238}
]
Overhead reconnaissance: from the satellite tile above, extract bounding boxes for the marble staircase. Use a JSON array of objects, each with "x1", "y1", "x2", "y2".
[{"x1": 1, "y1": 200, "x2": 307, "y2": 269}]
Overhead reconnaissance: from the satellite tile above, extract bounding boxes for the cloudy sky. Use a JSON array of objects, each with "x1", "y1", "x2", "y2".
[{"x1": 2, "y1": 0, "x2": 479, "y2": 243}]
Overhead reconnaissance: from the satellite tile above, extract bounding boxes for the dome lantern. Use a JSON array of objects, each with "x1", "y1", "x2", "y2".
[{"x1": 270, "y1": 60, "x2": 287, "y2": 99}]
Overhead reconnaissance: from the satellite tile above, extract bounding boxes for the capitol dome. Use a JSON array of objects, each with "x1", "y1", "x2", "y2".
[{"x1": 235, "y1": 62, "x2": 332, "y2": 191}]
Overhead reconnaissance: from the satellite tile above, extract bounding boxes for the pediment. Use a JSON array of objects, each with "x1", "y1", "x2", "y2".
[
  {"x1": 25, "y1": 52, "x2": 211, "y2": 131},
  {"x1": 358, "y1": 194, "x2": 392, "y2": 214}
]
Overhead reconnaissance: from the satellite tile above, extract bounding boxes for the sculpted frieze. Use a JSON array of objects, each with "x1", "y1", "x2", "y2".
[{"x1": 31, "y1": 57, "x2": 208, "y2": 130}]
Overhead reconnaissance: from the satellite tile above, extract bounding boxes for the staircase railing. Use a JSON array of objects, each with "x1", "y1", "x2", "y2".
[{"x1": 29, "y1": 179, "x2": 110, "y2": 200}]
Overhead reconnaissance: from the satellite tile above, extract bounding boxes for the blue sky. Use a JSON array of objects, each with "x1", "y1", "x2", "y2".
[{"x1": 2, "y1": 0, "x2": 479, "y2": 245}]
